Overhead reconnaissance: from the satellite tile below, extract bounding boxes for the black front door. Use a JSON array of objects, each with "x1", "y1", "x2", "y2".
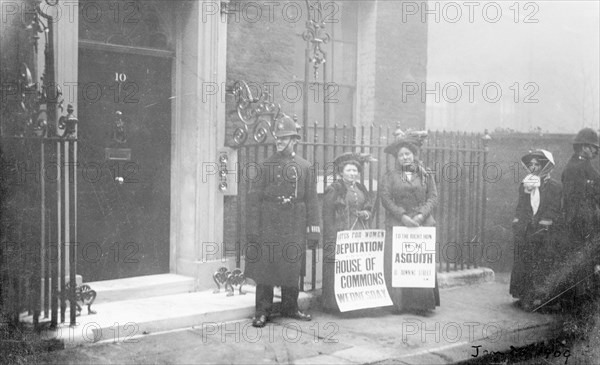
[{"x1": 77, "y1": 48, "x2": 171, "y2": 281}]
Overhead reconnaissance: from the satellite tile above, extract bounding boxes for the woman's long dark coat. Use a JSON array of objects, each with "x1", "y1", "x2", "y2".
[
  {"x1": 379, "y1": 164, "x2": 440, "y2": 312},
  {"x1": 509, "y1": 177, "x2": 562, "y2": 301},
  {"x1": 321, "y1": 180, "x2": 374, "y2": 310},
  {"x1": 244, "y1": 152, "x2": 320, "y2": 288}
]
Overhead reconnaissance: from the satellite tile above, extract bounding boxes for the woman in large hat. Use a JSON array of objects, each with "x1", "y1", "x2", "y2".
[
  {"x1": 380, "y1": 134, "x2": 440, "y2": 314},
  {"x1": 509, "y1": 149, "x2": 562, "y2": 311},
  {"x1": 321, "y1": 152, "x2": 375, "y2": 311}
]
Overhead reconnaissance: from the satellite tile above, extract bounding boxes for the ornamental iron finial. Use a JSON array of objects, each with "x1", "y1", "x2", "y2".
[
  {"x1": 302, "y1": 0, "x2": 331, "y2": 80},
  {"x1": 2, "y1": 0, "x2": 69, "y2": 138}
]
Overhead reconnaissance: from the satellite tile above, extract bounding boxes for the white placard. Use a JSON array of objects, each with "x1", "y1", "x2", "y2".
[
  {"x1": 333, "y1": 229, "x2": 392, "y2": 312},
  {"x1": 391, "y1": 226, "x2": 436, "y2": 288}
]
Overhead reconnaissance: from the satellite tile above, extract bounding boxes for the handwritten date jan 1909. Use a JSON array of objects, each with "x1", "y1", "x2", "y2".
[{"x1": 471, "y1": 343, "x2": 571, "y2": 364}]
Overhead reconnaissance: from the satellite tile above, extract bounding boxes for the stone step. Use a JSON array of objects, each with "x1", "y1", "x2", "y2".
[
  {"x1": 87, "y1": 274, "x2": 195, "y2": 304},
  {"x1": 25, "y1": 285, "x2": 316, "y2": 347}
]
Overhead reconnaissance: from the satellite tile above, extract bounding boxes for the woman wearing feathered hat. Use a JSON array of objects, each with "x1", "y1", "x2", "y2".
[
  {"x1": 509, "y1": 149, "x2": 562, "y2": 311},
  {"x1": 321, "y1": 152, "x2": 375, "y2": 311},
  {"x1": 380, "y1": 134, "x2": 440, "y2": 314}
]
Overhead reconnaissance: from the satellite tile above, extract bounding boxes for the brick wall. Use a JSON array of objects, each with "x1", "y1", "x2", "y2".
[
  {"x1": 373, "y1": 0, "x2": 428, "y2": 130},
  {"x1": 355, "y1": 1, "x2": 377, "y2": 126}
]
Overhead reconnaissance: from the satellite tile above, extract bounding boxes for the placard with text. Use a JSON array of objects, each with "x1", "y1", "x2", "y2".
[
  {"x1": 391, "y1": 226, "x2": 436, "y2": 288},
  {"x1": 334, "y1": 229, "x2": 392, "y2": 312}
]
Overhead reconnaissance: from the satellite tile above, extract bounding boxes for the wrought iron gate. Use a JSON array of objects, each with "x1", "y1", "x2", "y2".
[{"x1": 1, "y1": 0, "x2": 79, "y2": 328}]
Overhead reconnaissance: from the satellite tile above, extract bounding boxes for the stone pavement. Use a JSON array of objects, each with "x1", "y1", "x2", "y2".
[{"x1": 30, "y1": 273, "x2": 563, "y2": 364}]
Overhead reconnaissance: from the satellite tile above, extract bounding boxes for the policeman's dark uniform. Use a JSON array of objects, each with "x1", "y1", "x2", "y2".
[
  {"x1": 562, "y1": 129, "x2": 600, "y2": 241},
  {"x1": 245, "y1": 116, "x2": 320, "y2": 327},
  {"x1": 561, "y1": 128, "x2": 600, "y2": 305}
]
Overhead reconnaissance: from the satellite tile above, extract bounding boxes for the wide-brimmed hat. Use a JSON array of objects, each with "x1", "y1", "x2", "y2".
[
  {"x1": 332, "y1": 152, "x2": 376, "y2": 173},
  {"x1": 521, "y1": 149, "x2": 551, "y2": 165},
  {"x1": 521, "y1": 149, "x2": 555, "y2": 177},
  {"x1": 384, "y1": 132, "x2": 427, "y2": 156}
]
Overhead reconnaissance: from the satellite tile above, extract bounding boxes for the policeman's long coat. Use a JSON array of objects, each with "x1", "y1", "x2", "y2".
[
  {"x1": 560, "y1": 154, "x2": 600, "y2": 298},
  {"x1": 562, "y1": 154, "x2": 600, "y2": 241},
  {"x1": 244, "y1": 152, "x2": 320, "y2": 287}
]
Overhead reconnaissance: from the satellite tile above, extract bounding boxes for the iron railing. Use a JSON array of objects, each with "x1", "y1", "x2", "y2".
[{"x1": 1, "y1": 137, "x2": 78, "y2": 328}]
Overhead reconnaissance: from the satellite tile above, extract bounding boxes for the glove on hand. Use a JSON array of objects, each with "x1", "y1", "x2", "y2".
[
  {"x1": 401, "y1": 214, "x2": 419, "y2": 227},
  {"x1": 357, "y1": 210, "x2": 371, "y2": 220},
  {"x1": 413, "y1": 214, "x2": 425, "y2": 225}
]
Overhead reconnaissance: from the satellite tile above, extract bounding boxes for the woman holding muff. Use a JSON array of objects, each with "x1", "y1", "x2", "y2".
[{"x1": 380, "y1": 134, "x2": 440, "y2": 315}]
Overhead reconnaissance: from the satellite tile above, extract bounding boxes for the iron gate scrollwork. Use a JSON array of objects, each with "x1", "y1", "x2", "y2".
[
  {"x1": 213, "y1": 267, "x2": 246, "y2": 296},
  {"x1": 229, "y1": 80, "x2": 292, "y2": 147},
  {"x1": 1, "y1": 0, "x2": 81, "y2": 329}
]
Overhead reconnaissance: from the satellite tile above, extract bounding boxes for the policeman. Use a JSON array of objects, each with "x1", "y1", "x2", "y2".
[
  {"x1": 245, "y1": 115, "x2": 321, "y2": 328},
  {"x1": 561, "y1": 127, "x2": 600, "y2": 310},
  {"x1": 562, "y1": 127, "x2": 600, "y2": 242}
]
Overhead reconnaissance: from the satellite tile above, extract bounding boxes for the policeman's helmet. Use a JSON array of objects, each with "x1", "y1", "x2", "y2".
[
  {"x1": 274, "y1": 115, "x2": 301, "y2": 139},
  {"x1": 573, "y1": 128, "x2": 600, "y2": 148}
]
